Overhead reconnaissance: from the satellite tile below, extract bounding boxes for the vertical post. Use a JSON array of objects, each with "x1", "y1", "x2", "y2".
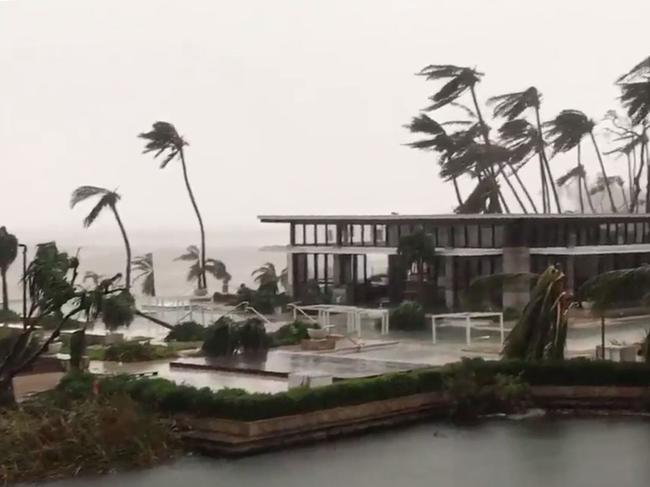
[
  {"x1": 499, "y1": 312, "x2": 504, "y2": 345},
  {"x1": 431, "y1": 316, "x2": 437, "y2": 344},
  {"x1": 465, "y1": 314, "x2": 471, "y2": 345},
  {"x1": 18, "y1": 244, "x2": 27, "y2": 328},
  {"x1": 600, "y1": 315, "x2": 606, "y2": 360}
]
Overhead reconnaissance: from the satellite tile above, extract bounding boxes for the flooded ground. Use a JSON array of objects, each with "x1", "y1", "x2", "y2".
[{"x1": 39, "y1": 417, "x2": 650, "y2": 487}]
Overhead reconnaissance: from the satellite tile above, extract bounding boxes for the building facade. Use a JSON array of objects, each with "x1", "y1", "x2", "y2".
[{"x1": 258, "y1": 214, "x2": 650, "y2": 310}]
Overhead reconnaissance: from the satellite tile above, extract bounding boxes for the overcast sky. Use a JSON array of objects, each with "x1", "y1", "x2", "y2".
[{"x1": 2, "y1": 0, "x2": 649, "y2": 245}]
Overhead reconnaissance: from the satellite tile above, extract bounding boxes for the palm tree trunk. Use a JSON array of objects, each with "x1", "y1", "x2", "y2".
[
  {"x1": 1, "y1": 268, "x2": 8, "y2": 312},
  {"x1": 111, "y1": 206, "x2": 132, "y2": 289},
  {"x1": 134, "y1": 309, "x2": 174, "y2": 330},
  {"x1": 577, "y1": 143, "x2": 585, "y2": 213},
  {"x1": 534, "y1": 108, "x2": 561, "y2": 213},
  {"x1": 627, "y1": 153, "x2": 634, "y2": 206},
  {"x1": 179, "y1": 149, "x2": 207, "y2": 290},
  {"x1": 470, "y1": 86, "x2": 518, "y2": 214},
  {"x1": 417, "y1": 261, "x2": 425, "y2": 305},
  {"x1": 582, "y1": 172, "x2": 596, "y2": 214},
  {"x1": 452, "y1": 176, "x2": 464, "y2": 207},
  {"x1": 510, "y1": 162, "x2": 539, "y2": 213},
  {"x1": 630, "y1": 141, "x2": 645, "y2": 213},
  {"x1": 589, "y1": 132, "x2": 617, "y2": 213},
  {"x1": 539, "y1": 155, "x2": 548, "y2": 212}
]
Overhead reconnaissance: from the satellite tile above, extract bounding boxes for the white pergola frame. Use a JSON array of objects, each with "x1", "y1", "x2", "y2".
[
  {"x1": 292, "y1": 304, "x2": 390, "y2": 337},
  {"x1": 429, "y1": 312, "x2": 505, "y2": 346}
]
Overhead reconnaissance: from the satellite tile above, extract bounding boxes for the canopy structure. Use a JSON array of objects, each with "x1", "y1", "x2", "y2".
[{"x1": 429, "y1": 312, "x2": 505, "y2": 346}]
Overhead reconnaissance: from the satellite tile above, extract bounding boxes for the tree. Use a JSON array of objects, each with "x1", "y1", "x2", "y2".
[
  {"x1": 252, "y1": 262, "x2": 282, "y2": 295},
  {"x1": 545, "y1": 110, "x2": 617, "y2": 213},
  {"x1": 132, "y1": 253, "x2": 156, "y2": 296},
  {"x1": 70, "y1": 186, "x2": 132, "y2": 289},
  {"x1": 0, "y1": 227, "x2": 18, "y2": 313},
  {"x1": 83, "y1": 271, "x2": 105, "y2": 287},
  {"x1": 0, "y1": 243, "x2": 129, "y2": 406},
  {"x1": 502, "y1": 266, "x2": 571, "y2": 360},
  {"x1": 416, "y1": 64, "x2": 520, "y2": 213},
  {"x1": 176, "y1": 246, "x2": 229, "y2": 292},
  {"x1": 397, "y1": 229, "x2": 436, "y2": 305},
  {"x1": 580, "y1": 264, "x2": 650, "y2": 359},
  {"x1": 489, "y1": 87, "x2": 561, "y2": 213},
  {"x1": 139, "y1": 122, "x2": 207, "y2": 290}
]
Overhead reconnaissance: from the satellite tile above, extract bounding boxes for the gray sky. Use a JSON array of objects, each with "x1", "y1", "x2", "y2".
[{"x1": 2, "y1": 0, "x2": 649, "y2": 245}]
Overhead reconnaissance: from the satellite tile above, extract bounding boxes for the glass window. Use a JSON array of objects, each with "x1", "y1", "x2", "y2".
[
  {"x1": 480, "y1": 225, "x2": 494, "y2": 248},
  {"x1": 387, "y1": 224, "x2": 399, "y2": 247},
  {"x1": 294, "y1": 224, "x2": 305, "y2": 245},
  {"x1": 316, "y1": 224, "x2": 327, "y2": 245},
  {"x1": 304, "y1": 224, "x2": 315, "y2": 244},
  {"x1": 375, "y1": 224, "x2": 387, "y2": 245},
  {"x1": 362, "y1": 224, "x2": 373, "y2": 246},
  {"x1": 494, "y1": 225, "x2": 504, "y2": 247},
  {"x1": 467, "y1": 225, "x2": 480, "y2": 247},
  {"x1": 453, "y1": 225, "x2": 466, "y2": 247}
]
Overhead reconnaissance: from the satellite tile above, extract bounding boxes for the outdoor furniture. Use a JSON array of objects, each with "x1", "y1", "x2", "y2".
[{"x1": 429, "y1": 312, "x2": 506, "y2": 346}]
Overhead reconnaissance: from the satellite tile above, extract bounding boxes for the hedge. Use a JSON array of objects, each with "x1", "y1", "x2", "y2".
[{"x1": 55, "y1": 359, "x2": 650, "y2": 422}]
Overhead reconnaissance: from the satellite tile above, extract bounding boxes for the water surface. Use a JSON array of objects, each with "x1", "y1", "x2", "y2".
[{"x1": 44, "y1": 417, "x2": 650, "y2": 487}]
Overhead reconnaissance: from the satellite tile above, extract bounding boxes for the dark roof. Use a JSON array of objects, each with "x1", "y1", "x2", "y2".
[{"x1": 258, "y1": 213, "x2": 650, "y2": 224}]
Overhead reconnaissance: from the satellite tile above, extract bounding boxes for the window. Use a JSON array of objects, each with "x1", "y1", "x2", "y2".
[
  {"x1": 294, "y1": 224, "x2": 305, "y2": 245},
  {"x1": 467, "y1": 225, "x2": 480, "y2": 247},
  {"x1": 494, "y1": 225, "x2": 504, "y2": 247},
  {"x1": 480, "y1": 225, "x2": 494, "y2": 248},
  {"x1": 453, "y1": 225, "x2": 466, "y2": 247}
]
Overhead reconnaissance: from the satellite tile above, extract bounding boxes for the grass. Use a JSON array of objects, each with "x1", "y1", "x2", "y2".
[{"x1": 0, "y1": 395, "x2": 177, "y2": 485}]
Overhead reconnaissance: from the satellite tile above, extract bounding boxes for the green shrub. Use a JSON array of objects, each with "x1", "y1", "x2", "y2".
[
  {"x1": 103, "y1": 341, "x2": 177, "y2": 362},
  {"x1": 51, "y1": 359, "x2": 650, "y2": 422},
  {"x1": 202, "y1": 317, "x2": 239, "y2": 357},
  {"x1": 269, "y1": 321, "x2": 315, "y2": 347},
  {"x1": 101, "y1": 291, "x2": 135, "y2": 330},
  {"x1": 0, "y1": 308, "x2": 21, "y2": 323},
  {"x1": 164, "y1": 321, "x2": 206, "y2": 342},
  {"x1": 390, "y1": 301, "x2": 426, "y2": 331},
  {"x1": 238, "y1": 318, "x2": 269, "y2": 354}
]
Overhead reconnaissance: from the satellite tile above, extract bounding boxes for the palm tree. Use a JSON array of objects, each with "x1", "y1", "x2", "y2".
[
  {"x1": 132, "y1": 253, "x2": 156, "y2": 296},
  {"x1": 252, "y1": 262, "x2": 281, "y2": 294},
  {"x1": 489, "y1": 87, "x2": 561, "y2": 213},
  {"x1": 545, "y1": 110, "x2": 617, "y2": 213},
  {"x1": 70, "y1": 186, "x2": 132, "y2": 289},
  {"x1": 397, "y1": 229, "x2": 436, "y2": 304},
  {"x1": 556, "y1": 165, "x2": 587, "y2": 212},
  {"x1": 0, "y1": 227, "x2": 18, "y2": 312},
  {"x1": 177, "y1": 246, "x2": 229, "y2": 292},
  {"x1": 590, "y1": 175, "x2": 628, "y2": 212},
  {"x1": 417, "y1": 65, "x2": 516, "y2": 213},
  {"x1": 139, "y1": 122, "x2": 207, "y2": 290},
  {"x1": 502, "y1": 266, "x2": 571, "y2": 360},
  {"x1": 580, "y1": 264, "x2": 650, "y2": 358}
]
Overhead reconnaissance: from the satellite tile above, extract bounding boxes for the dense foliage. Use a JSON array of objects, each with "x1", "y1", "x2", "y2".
[
  {"x1": 164, "y1": 321, "x2": 206, "y2": 342},
  {"x1": 0, "y1": 394, "x2": 176, "y2": 484},
  {"x1": 269, "y1": 321, "x2": 315, "y2": 347},
  {"x1": 102, "y1": 341, "x2": 178, "y2": 362},
  {"x1": 53, "y1": 358, "x2": 650, "y2": 422},
  {"x1": 389, "y1": 301, "x2": 427, "y2": 330}
]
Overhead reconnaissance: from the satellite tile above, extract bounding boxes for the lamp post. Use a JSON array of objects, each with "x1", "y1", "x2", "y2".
[{"x1": 18, "y1": 244, "x2": 27, "y2": 328}]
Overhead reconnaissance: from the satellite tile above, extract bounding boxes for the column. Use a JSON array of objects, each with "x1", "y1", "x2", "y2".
[
  {"x1": 285, "y1": 252, "x2": 294, "y2": 296},
  {"x1": 444, "y1": 256, "x2": 455, "y2": 310},
  {"x1": 502, "y1": 247, "x2": 531, "y2": 309}
]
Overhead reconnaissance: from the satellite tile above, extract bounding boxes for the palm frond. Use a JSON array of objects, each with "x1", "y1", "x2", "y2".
[
  {"x1": 544, "y1": 110, "x2": 594, "y2": 155},
  {"x1": 440, "y1": 143, "x2": 511, "y2": 181},
  {"x1": 498, "y1": 119, "x2": 540, "y2": 163},
  {"x1": 131, "y1": 253, "x2": 153, "y2": 273},
  {"x1": 455, "y1": 178, "x2": 498, "y2": 214},
  {"x1": 589, "y1": 174, "x2": 624, "y2": 195},
  {"x1": 488, "y1": 87, "x2": 540, "y2": 120},
  {"x1": 186, "y1": 263, "x2": 202, "y2": 283},
  {"x1": 417, "y1": 65, "x2": 482, "y2": 111},
  {"x1": 175, "y1": 245, "x2": 200, "y2": 261},
  {"x1": 70, "y1": 186, "x2": 110, "y2": 208},
  {"x1": 556, "y1": 165, "x2": 585, "y2": 187},
  {"x1": 619, "y1": 81, "x2": 650, "y2": 125},
  {"x1": 82, "y1": 193, "x2": 116, "y2": 228},
  {"x1": 580, "y1": 264, "x2": 650, "y2": 311},
  {"x1": 138, "y1": 121, "x2": 187, "y2": 168},
  {"x1": 617, "y1": 56, "x2": 650, "y2": 83}
]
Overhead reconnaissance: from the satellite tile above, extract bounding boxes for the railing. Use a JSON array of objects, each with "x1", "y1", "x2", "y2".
[{"x1": 287, "y1": 302, "x2": 319, "y2": 325}]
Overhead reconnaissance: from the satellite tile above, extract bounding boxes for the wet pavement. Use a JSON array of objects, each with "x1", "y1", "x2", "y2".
[{"x1": 171, "y1": 350, "x2": 429, "y2": 379}]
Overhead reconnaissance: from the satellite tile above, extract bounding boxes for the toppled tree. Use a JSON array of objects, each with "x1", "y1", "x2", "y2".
[
  {"x1": 502, "y1": 265, "x2": 572, "y2": 360},
  {"x1": 0, "y1": 242, "x2": 131, "y2": 406}
]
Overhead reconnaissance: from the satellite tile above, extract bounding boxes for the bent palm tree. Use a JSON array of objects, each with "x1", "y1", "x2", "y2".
[
  {"x1": 132, "y1": 253, "x2": 156, "y2": 296},
  {"x1": 489, "y1": 87, "x2": 561, "y2": 213},
  {"x1": 177, "y1": 246, "x2": 229, "y2": 292},
  {"x1": 545, "y1": 110, "x2": 617, "y2": 213},
  {"x1": 252, "y1": 263, "x2": 281, "y2": 294},
  {"x1": 0, "y1": 227, "x2": 18, "y2": 312},
  {"x1": 70, "y1": 186, "x2": 132, "y2": 288},
  {"x1": 139, "y1": 122, "x2": 207, "y2": 290},
  {"x1": 417, "y1": 65, "x2": 517, "y2": 213}
]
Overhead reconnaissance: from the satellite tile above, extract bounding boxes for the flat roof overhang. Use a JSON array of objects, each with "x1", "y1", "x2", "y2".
[{"x1": 258, "y1": 213, "x2": 650, "y2": 224}]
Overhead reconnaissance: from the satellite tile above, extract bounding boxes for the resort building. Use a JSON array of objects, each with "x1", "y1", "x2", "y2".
[{"x1": 258, "y1": 214, "x2": 650, "y2": 310}]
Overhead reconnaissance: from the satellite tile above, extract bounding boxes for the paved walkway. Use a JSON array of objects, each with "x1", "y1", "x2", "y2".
[{"x1": 14, "y1": 372, "x2": 64, "y2": 401}]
